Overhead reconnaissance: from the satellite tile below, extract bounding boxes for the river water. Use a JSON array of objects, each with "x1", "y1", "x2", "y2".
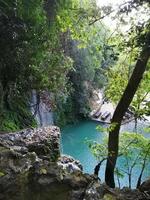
[{"x1": 61, "y1": 119, "x2": 150, "y2": 188}]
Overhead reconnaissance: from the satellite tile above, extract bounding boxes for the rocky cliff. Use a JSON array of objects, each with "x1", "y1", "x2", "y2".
[
  {"x1": 0, "y1": 126, "x2": 96, "y2": 200},
  {"x1": 0, "y1": 126, "x2": 149, "y2": 200}
]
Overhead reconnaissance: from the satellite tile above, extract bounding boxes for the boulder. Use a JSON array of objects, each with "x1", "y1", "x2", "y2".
[
  {"x1": 139, "y1": 179, "x2": 150, "y2": 195},
  {"x1": 0, "y1": 126, "x2": 148, "y2": 200},
  {"x1": 0, "y1": 126, "x2": 91, "y2": 200}
]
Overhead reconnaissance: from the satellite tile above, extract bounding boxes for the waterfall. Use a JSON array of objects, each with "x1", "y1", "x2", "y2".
[{"x1": 30, "y1": 90, "x2": 54, "y2": 127}]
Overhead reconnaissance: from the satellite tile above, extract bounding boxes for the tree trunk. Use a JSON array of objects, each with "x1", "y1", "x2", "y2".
[
  {"x1": 105, "y1": 46, "x2": 150, "y2": 188},
  {"x1": 136, "y1": 144, "x2": 150, "y2": 188}
]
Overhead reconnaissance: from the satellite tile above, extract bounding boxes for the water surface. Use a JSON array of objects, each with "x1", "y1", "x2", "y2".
[
  {"x1": 61, "y1": 120, "x2": 104, "y2": 174},
  {"x1": 61, "y1": 119, "x2": 150, "y2": 188}
]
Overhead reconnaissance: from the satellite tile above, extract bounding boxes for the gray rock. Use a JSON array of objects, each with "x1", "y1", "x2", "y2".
[
  {"x1": 0, "y1": 126, "x2": 148, "y2": 200},
  {"x1": 0, "y1": 126, "x2": 89, "y2": 200},
  {"x1": 139, "y1": 179, "x2": 150, "y2": 194}
]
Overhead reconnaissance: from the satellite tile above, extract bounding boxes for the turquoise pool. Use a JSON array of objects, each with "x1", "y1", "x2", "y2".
[{"x1": 61, "y1": 119, "x2": 150, "y2": 188}]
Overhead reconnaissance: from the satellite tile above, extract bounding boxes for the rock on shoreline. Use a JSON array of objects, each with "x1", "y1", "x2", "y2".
[{"x1": 0, "y1": 126, "x2": 149, "y2": 200}]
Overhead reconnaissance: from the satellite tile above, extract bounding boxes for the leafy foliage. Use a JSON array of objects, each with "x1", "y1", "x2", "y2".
[
  {"x1": 105, "y1": 54, "x2": 150, "y2": 119},
  {"x1": 88, "y1": 129, "x2": 150, "y2": 188},
  {"x1": 53, "y1": 1, "x2": 116, "y2": 125},
  {"x1": 0, "y1": 0, "x2": 73, "y2": 131}
]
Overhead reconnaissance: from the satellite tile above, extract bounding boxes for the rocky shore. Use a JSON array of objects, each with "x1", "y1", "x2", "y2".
[{"x1": 0, "y1": 126, "x2": 149, "y2": 200}]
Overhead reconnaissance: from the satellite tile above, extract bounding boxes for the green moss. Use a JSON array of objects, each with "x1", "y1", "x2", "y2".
[
  {"x1": 0, "y1": 171, "x2": 5, "y2": 177},
  {"x1": 40, "y1": 168, "x2": 47, "y2": 175},
  {"x1": 51, "y1": 152, "x2": 60, "y2": 162},
  {"x1": 1, "y1": 116, "x2": 19, "y2": 132},
  {"x1": 0, "y1": 146, "x2": 10, "y2": 153},
  {"x1": 0, "y1": 96, "x2": 37, "y2": 132},
  {"x1": 104, "y1": 194, "x2": 116, "y2": 200}
]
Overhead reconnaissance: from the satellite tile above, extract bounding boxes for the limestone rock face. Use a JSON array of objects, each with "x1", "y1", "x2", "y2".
[
  {"x1": 0, "y1": 126, "x2": 92, "y2": 200},
  {"x1": 0, "y1": 126, "x2": 61, "y2": 200},
  {"x1": 0, "y1": 126, "x2": 60, "y2": 159},
  {"x1": 0, "y1": 126, "x2": 148, "y2": 200}
]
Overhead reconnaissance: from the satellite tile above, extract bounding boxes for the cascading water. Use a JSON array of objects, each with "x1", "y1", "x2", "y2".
[{"x1": 30, "y1": 90, "x2": 54, "y2": 127}]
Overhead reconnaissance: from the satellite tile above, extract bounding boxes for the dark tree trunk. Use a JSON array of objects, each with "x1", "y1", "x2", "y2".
[
  {"x1": 105, "y1": 46, "x2": 150, "y2": 188},
  {"x1": 136, "y1": 145, "x2": 150, "y2": 188}
]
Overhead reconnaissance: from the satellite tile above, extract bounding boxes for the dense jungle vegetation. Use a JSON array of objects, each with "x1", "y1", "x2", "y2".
[
  {"x1": 0, "y1": 0, "x2": 150, "y2": 189},
  {"x1": 0, "y1": 0, "x2": 116, "y2": 130}
]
